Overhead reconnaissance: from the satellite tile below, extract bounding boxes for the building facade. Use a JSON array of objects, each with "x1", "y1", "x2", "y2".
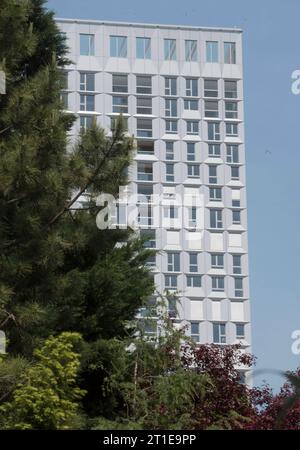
[{"x1": 56, "y1": 19, "x2": 251, "y2": 362}]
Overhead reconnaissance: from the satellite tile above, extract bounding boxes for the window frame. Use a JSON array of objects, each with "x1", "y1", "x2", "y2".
[
  {"x1": 185, "y1": 40, "x2": 197, "y2": 61},
  {"x1": 136, "y1": 37, "x2": 151, "y2": 59},
  {"x1": 210, "y1": 209, "x2": 223, "y2": 229},
  {"x1": 206, "y1": 41, "x2": 218, "y2": 63},
  {"x1": 168, "y1": 252, "x2": 180, "y2": 272},
  {"x1": 110, "y1": 35, "x2": 128, "y2": 58},
  {"x1": 186, "y1": 78, "x2": 198, "y2": 97},
  {"x1": 80, "y1": 72, "x2": 95, "y2": 92},
  {"x1": 164, "y1": 39, "x2": 177, "y2": 61},
  {"x1": 224, "y1": 42, "x2": 236, "y2": 64},
  {"x1": 208, "y1": 122, "x2": 221, "y2": 141},
  {"x1": 211, "y1": 253, "x2": 224, "y2": 269},
  {"x1": 165, "y1": 77, "x2": 177, "y2": 96},
  {"x1": 80, "y1": 93, "x2": 95, "y2": 111},
  {"x1": 186, "y1": 120, "x2": 199, "y2": 135},
  {"x1": 80, "y1": 33, "x2": 95, "y2": 56},
  {"x1": 212, "y1": 275, "x2": 225, "y2": 291},
  {"x1": 213, "y1": 323, "x2": 226, "y2": 344}
]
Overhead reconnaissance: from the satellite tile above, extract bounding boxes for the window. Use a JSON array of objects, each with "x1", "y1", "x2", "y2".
[
  {"x1": 189, "y1": 253, "x2": 198, "y2": 272},
  {"x1": 60, "y1": 92, "x2": 68, "y2": 109},
  {"x1": 80, "y1": 72, "x2": 95, "y2": 91},
  {"x1": 112, "y1": 96, "x2": 128, "y2": 113},
  {"x1": 191, "y1": 322, "x2": 200, "y2": 343},
  {"x1": 226, "y1": 122, "x2": 238, "y2": 137},
  {"x1": 80, "y1": 34, "x2": 94, "y2": 56},
  {"x1": 165, "y1": 77, "x2": 177, "y2": 96},
  {"x1": 232, "y1": 210, "x2": 241, "y2": 224},
  {"x1": 188, "y1": 164, "x2": 200, "y2": 178},
  {"x1": 138, "y1": 206, "x2": 152, "y2": 227},
  {"x1": 165, "y1": 119, "x2": 178, "y2": 134},
  {"x1": 187, "y1": 121, "x2": 199, "y2": 135},
  {"x1": 211, "y1": 254, "x2": 224, "y2": 269},
  {"x1": 238, "y1": 371, "x2": 246, "y2": 384},
  {"x1": 136, "y1": 75, "x2": 152, "y2": 94},
  {"x1": 210, "y1": 209, "x2": 223, "y2": 228},
  {"x1": 140, "y1": 296, "x2": 157, "y2": 317},
  {"x1": 233, "y1": 255, "x2": 242, "y2": 274},
  {"x1": 168, "y1": 252, "x2": 180, "y2": 272},
  {"x1": 234, "y1": 277, "x2": 243, "y2": 297},
  {"x1": 138, "y1": 184, "x2": 153, "y2": 202},
  {"x1": 213, "y1": 323, "x2": 226, "y2": 344},
  {"x1": 184, "y1": 99, "x2": 198, "y2": 110},
  {"x1": 137, "y1": 141, "x2": 154, "y2": 155},
  {"x1": 136, "y1": 37, "x2": 151, "y2": 59},
  {"x1": 137, "y1": 97, "x2": 152, "y2": 114},
  {"x1": 112, "y1": 74, "x2": 128, "y2": 93},
  {"x1": 137, "y1": 162, "x2": 153, "y2": 181},
  {"x1": 110, "y1": 36, "x2": 127, "y2": 57},
  {"x1": 186, "y1": 78, "x2": 198, "y2": 97},
  {"x1": 209, "y1": 187, "x2": 222, "y2": 202},
  {"x1": 164, "y1": 205, "x2": 178, "y2": 219},
  {"x1": 225, "y1": 101, "x2": 238, "y2": 119},
  {"x1": 224, "y1": 42, "x2": 236, "y2": 64},
  {"x1": 208, "y1": 165, "x2": 217, "y2": 184},
  {"x1": 164, "y1": 39, "x2": 176, "y2": 60},
  {"x1": 187, "y1": 143, "x2": 195, "y2": 161},
  {"x1": 165, "y1": 99, "x2": 177, "y2": 117},
  {"x1": 141, "y1": 320, "x2": 157, "y2": 337},
  {"x1": 205, "y1": 100, "x2": 219, "y2": 118},
  {"x1": 137, "y1": 208, "x2": 152, "y2": 225},
  {"x1": 80, "y1": 115, "x2": 93, "y2": 130},
  {"x1": 187, "y1": 275, "x2": 202, "y2": 287},
  {"x1": 236, "y1": 323, "x2": 245, "y2": 339},
  {"x1": 224, "y1": 80, "x2": 237, "y2": 99},
  {"x1": 137, "y1": 118, "x2": 152, "y2": 137},
  {"x1": 232, "y1": 189, "x2": 241, "y2": 208},
  {"x1": 166, "y1": 142, "x2": 174, "y2": 160},
  {"x1": 231, "y1": 166, "x2": 240, "y2": 180},
  {"x1": 208, "y1": 122, "x2": 220, "y2": 141},
  {"x1": 204, "y1": 79, "x2": 218, "y2": 97},
  {"x1": 146, "y1": 255, "x2": 156, "y2": 267},
  {"x1": 166, "y1": 163, "x2": 175, "y2": 182},
  {"x1": 165, "y1": 275, "x2": 177, "y2": 289},
  {"x1": 208, "y1": 144, "x2": 221, "y2": 158},
  {"x1": 185, "y1": 40, "x2": 197, "y2": 61},
  {"x1": 226, "y1": 145, "x2": 239, "y2": 163},
  {"x1": 80, "y1": 94, "x2": 95, "y2": 111},
  {"x1": 206, "y1": 41, "x2": 218, "y2": 63},
  {"x1": 188, "y1": 206, "x2": 197, "y2": 227},
  {"x1": 141, "y1": 229, "x2": 156, "y2": 248},
  {"x1": 212, "y1": 276, "x2": 225, "y2": 291}
]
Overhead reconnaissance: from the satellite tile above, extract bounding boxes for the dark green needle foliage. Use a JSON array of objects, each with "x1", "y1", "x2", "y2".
[{"x1": 0, "y1": 0, "x2": 154, "y2": 422}]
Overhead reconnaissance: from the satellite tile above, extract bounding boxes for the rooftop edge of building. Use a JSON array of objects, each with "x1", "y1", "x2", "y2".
[{"x1": 55, "y1": 18, "x2": 243, "y2": 33}]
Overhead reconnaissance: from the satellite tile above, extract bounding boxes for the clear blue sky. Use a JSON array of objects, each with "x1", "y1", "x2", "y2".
[{"x1": 47, "y1": 0, "x2": 300, "y2": 390}]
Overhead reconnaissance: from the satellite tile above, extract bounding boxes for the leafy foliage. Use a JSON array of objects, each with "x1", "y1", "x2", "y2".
[
  {"x1": 1, "y1": 0, "x2": 300, "y2": 432},
  {"x1": 0, "y1": 0, "x2": 154, "y2": 420},
  {"x1": 0, "y1": 333, "x2": 85, "y2": 429},
  {"x1": 248, "y1": 370, "x2": 300, "y2": 430}
]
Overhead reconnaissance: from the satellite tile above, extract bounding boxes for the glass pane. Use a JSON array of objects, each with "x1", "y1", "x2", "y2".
[{"x1": 80, "y1": 34, "x2": 94, "y2": 56}]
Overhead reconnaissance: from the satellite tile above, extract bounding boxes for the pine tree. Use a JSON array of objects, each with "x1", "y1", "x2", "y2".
[{"x1": 0, "y1": 0, "x2": 154, "y2": 417}]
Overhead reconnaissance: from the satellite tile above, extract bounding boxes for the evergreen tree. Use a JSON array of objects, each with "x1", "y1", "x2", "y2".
[
  {"x1": 0, "y1": 332, "x2": 85, "y2": 429},
  {"x1": 0, "y1": 0, "x2": 154, "y2": 416}
]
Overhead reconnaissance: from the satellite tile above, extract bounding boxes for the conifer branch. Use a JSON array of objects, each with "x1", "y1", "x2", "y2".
[{"x1": 47, "y1": 134, "x2": 119, "y2": 227}]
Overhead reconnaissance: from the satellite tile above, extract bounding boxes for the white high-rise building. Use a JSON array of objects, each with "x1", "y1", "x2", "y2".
[{"x1": 57, "y1": 19, "x2": 251, "y2": 364}]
